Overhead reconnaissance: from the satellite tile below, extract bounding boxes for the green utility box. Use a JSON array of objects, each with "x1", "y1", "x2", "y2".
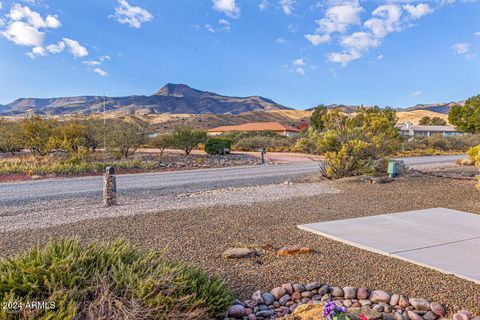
[{"x1": 387, "y1": 161, "x2": 397, "y2": 178}]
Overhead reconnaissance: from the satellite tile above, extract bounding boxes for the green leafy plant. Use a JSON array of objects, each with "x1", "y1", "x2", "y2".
[
  {"x1": 448, "y1": 95, "x2": 480, "y2": 133},
  {"x1": 205, "y1": 138, "x2": 232, "y2": 155},
  {"x1": 171, "y1": 126, "x2": 207, "y2": 155},
  {"x1": 0, "y1": 239, "x2": 233, "y2": 320}
]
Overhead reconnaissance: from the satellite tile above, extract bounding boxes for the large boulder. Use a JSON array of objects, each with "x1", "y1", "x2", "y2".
[{"x1": 369, "y1": 290, "x2": 391, "y2": 303}]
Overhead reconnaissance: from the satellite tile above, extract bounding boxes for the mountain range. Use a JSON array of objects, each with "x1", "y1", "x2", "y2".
[
  {"x1": 0, "y1": 84, "x2": 290, "y2": 116},
  {"x1": 0, "y1": 83, "x2": 464, "y2": 116}
]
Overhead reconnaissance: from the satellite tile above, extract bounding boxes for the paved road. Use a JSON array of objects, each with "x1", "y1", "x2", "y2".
[
  {"x1": 0, "y1": 154, "x2": 465, "y2": 206},
  {"x1": 0, "y1": 162, "x2": 320, "y2": 205}
]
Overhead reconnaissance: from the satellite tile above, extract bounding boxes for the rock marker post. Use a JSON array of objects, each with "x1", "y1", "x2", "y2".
[{"x1": 103, "y1": 166, "x2": 117, "y2": 207}]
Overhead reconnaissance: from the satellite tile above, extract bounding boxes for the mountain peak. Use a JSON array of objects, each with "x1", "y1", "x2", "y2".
[{"x1": 154, "y1": 83, "x2": 205, "y2": 98}]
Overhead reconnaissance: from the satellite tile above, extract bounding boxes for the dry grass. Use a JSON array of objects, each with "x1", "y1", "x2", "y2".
[{"x1": 396, "y1": 110, "x2": 449, "y2": 124}]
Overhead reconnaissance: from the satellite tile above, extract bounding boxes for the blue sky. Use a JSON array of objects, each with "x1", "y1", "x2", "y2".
[{"x1": 0, "y1": 0, "x2": 479, "y2": 109}]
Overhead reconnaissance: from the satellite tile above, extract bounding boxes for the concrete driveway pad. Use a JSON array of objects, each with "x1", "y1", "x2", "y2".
[{"x1": 298, "y1": 208, "x2": 480, "y2": 284}]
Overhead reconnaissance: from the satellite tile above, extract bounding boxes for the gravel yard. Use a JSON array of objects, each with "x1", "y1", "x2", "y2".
[{"x1": 1, "y1": 175, "x2": 480, "y2": 316}]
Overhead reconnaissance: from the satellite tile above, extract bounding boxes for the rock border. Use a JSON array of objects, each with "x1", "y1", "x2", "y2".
[{"x1": 225, "y1": 283, "x2": 479, "y2": 320}]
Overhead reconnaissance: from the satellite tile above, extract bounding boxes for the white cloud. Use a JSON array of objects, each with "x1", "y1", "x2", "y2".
[
  {"x1": 62, "y1": 37, "x2": 88, "y2": 57},
  {"x1": 1, "y1": 4, "x2": 60, "y2": 47},
  {"x1": 218, "y1": 18, "x2": 230, "y2": 31},
  {"x1": 340, "y1": 31, "x2": 380, "y2": 51},
  {"x1": 411, "y1": 90, "x2": 422, "y2": 97},
  {"x1": 316, "y1": 3, "x2": 363, "y2": 34},
  {"x1": 377, "y1": 54, "x2": 384, "y2": 60},
  {"x1": 83, "y1": 60, "x2": 101, "y2": 66},
  {"x1": 2, "y1": 21, "x2": 44, "y2": 46},
  {"x1": 364, "y1": 4, "x2": 402, "y2": 38},
  {"x1": 0, "y1": 2, "x2": 3, "y2": 10},
  {"x1": 204, "y1": 24, "x2": 215, "y2": 33},
  {"x1": 305, "y1": 33, "x2": 331, "y2": 45},
  {"x1": 259, "y1": 0, "x2": 271, "y2": 10},
  {"x1": 292, "y1": 58, "x2": 305, "y2": 66},
  {"x1": 99, "y1": 55, "x2": 111, "y2": 62},
  {"x1": 46, "y1": 40, "x2": 65, "y2": 53},
  {"x1": 475, "y1": 31, "x2": 480, "y2": 36},
  {"x1": 212, "y1": 0, "x2": 240, "y2": 19},
  {"x1": 403, "y1": 3, "x2": 433, "y2": 19},
  {"x1": 0, "y1": 19, "x2": 4, "y2": 27},
  {"x1": 451, "y1": 42, "x2": 476, "y2": 59},
  {"x1": 451, "y1": 42, "x2": 470, "y2": 54},
  {"x1": 112, "y1": 0, "x2": 153, "y2": 28},
  {"x1": 295, "y1": 67, "x2": 305, "y2": 76},
  {"x1": 26, "y1": 45, "x2": 46, "y2": 58},
  {"x1": 93, "y1": 67, "x2": 108, "y2": 77},
  {"x1": 8, "y1": 3, "x2": 60, "y2": 29},
  {"x1": 327, "y1": 50, "x2": 361, "y2": 66},
  {"x1": 275, "y1": 37, "x2": 286, "y2": 44},
  {"x1": 279, "y1": 0, "x2": 295, "y2": 15}
]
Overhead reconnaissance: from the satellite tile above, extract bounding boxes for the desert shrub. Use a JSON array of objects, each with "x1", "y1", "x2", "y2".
[
  {"x1": 293, "y1": 128, "x2": 320, "y2": 154},
  {"x1": 0, "y1": 239, "x2": 232, "y2": 320},
  {"x1": 401, "y1": 134, "x2": 480, "y2": 155},
  {"x1": 230, "y1": 133, "x2": 297, "y2": 152},
  {"x1": 316, "y1": 107, "x2": 401, "y2": 179},
  {"x1": 468, "y1": 145, "x2": 480, "y2": 161},
  {"x1": 205, "y1": 138, "x2": 232, "y2": 155},
  {"x1": 0, "y1": 158, "x2": 158, "y2": 176}
]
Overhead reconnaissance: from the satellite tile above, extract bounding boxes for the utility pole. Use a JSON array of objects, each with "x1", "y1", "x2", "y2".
[{"x1": 103, "y1": 94, "x2": 106, "y2": 159}]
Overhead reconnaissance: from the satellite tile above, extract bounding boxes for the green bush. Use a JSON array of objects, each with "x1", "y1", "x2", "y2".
[
  {"x1": 468, "y1": 145, "x2": 480, "y2": 160},
  {"x1": 233, "y1": 135, "x2": 296, "y2": 152},
  {"x1": 0, "y1": 239, "x2": 232, "y2": 320},
  {"x1": 205, "y1": 138, "x2": 232, "y2": 155}
]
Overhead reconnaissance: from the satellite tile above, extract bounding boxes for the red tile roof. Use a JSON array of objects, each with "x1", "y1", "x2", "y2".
[{"x1": 208, "y1": 122, "x2": 300, "y2": 133}]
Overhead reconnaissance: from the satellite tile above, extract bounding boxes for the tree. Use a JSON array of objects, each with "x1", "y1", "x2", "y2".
[
  {"x1": 171, "y1": 126, "x2": 207, "y2": 155},
  {"x1": 55, "y1": 119, "x2": 87, "y2": 158},
  {"x1": 108, "y1": 120, "x2": 147, "y2": 159},
  {"x1": 0, "y1": 120, "x2": 23, "y2": 155},
  {"x1": 310, "y1": 105, "x2": 328, "y2": 131},
  {"x1": 151, "y1": 133, "x2": 173, "y2": 157},
  {"x1": 419, "y1": 116, "x2": 447, "y2": 126},
  {"x1": 20, "y1": 115, "x2": 58, "y2": 159},
  {"x1": 448, "y1": 95, "x2": 480, "y2": 133},
  {"x1": 82, "y1": 119, "x2": 105, "y2": 154}
]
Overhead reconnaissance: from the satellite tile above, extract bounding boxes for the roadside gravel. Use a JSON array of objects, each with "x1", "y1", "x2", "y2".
[
  {"x1": 1, "y1": 176, "x2": 479, "y2": 316},
  {"x1": 0, "y1": 182, "x2": 338, "y2": 232}
]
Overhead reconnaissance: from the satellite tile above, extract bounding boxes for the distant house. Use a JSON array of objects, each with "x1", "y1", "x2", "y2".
[
  {"x1": 207, "y1": 122, "x2": 301, "y2": 137},
  {"x1": 398, "y1": 123, "x2": 463, "y2": 137}
]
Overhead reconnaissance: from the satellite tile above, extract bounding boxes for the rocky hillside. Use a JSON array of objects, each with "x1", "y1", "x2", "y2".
[
  {"x1": 402, "y1": 101, "x2": 464, "y2": 114},
  {"x1": 1, "y1": 84, "x2": 291, "y2": 116}
]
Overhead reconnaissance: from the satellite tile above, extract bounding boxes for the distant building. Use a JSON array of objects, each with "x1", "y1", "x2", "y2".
[
  {"x1": 398, "y1": 122, "x2": 463, "y2": 137},
  {"x1": 207, "y1": 122, "x2": 301, "y2": 137}
]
